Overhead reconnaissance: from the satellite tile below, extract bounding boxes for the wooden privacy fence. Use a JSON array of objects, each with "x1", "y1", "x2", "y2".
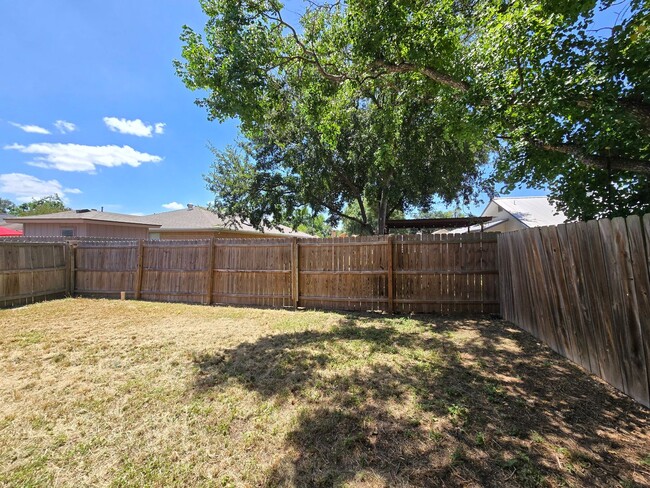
[
  {"x1": 499, "y1": 214, "x2": 650, "y2": 407},
  {"x1": 71, "y1": 233, "x2": 500, "y2": 314},
  {"x1": 4, "y1": 220, "x2": 650, "y2": 408},
  {"x1": 0, "y1": 242, "x2": 69, "y2": 308}
]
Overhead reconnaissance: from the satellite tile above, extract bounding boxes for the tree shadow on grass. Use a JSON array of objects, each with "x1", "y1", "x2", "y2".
[{"x1": 192, "y1": 315, "x2": 650, "y2": 487}]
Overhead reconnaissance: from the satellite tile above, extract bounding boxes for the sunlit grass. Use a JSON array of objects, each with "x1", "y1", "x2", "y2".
[{"x1": 0, "y1": 298, "x2": 648, "y2": 487}]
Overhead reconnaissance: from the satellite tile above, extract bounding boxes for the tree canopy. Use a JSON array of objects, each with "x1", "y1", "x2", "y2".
[
  {"x1": 1, "y1": 195, "x2": 70, "y2": 217},
  {"x1": 0, "y1": 198, "x2": 15, "y2": 214},
  {"x1": 178, "y1": 0, "x2": 649, "y2": 222}
]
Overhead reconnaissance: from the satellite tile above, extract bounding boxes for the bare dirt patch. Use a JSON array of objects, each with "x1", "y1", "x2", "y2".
[{"x1": 0, "y1": 298, "x2": 648, "y2": 487}]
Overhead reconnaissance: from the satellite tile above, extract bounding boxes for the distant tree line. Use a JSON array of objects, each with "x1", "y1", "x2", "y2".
[{"x1": 0, "y1": 195, "x2": 69, "y2": 217}]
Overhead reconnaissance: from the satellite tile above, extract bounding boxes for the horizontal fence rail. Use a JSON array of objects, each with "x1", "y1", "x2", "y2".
[{"x1": 499, "y1": 214, "x2": 650, "y2": 407}]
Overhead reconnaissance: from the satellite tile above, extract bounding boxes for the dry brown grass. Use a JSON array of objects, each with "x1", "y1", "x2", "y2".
[{"x1": 0, "y1": 298, "x2": 648, "y2": 487}]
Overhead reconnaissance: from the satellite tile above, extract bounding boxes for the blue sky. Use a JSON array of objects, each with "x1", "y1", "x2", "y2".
[
  {"x1": 0, "y1": 1, "x2": 623, "y2": 217},
  {"x1": 0, "y1": 0, "x2": 239, "y2": 215}
]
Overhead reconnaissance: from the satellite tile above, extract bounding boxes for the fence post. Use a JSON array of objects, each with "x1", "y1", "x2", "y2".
[
  {"x1": 292, "y1": 237, "x2": 299, "y2": 309},
  {"x1": 206, "y1": 238, "x2": 215, "y2": 305},
  {"x1": 64, "y1": 243, "x2": 71, "y2": 296},
  {"x1": 69, "y1": 243, "x2": 76, "y2": 296},
  {"x1": 134, "y1": 240, "x2": 144, "y2": 300},
  {"x1": 387, "y1": 234, "x2": 394, "y2": 314}
]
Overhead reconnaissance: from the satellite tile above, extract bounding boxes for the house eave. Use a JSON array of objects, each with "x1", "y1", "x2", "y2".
[{"x1": 6, "y1": 218, "x2": 161, "y2": 228}]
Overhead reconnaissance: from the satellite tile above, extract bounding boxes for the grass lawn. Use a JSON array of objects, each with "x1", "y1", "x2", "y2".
[{"x1": 0, "y1": 298, "x2": 648, "y2": 487}]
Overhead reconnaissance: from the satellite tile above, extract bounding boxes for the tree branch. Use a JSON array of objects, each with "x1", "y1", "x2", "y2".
[
  {"x1": 262, "y1": 7, "x2": 649, "y2": 176},
  {"x1": 321, "y1": 201, "x2": 368, "y2": 228},
  {"x1": 617, "y1": 95, "x2": 650, "y2": 129},
  {"x1": 263, "y1": 10, "x2": 347, "y2": 83},
  {"x1": 533, "y1": 140, "x2": 650, "y2": 173},
  {"x1": 333, "y1": 166, "x2": 365, "y2": 200},
  {"x1": 372, "y1": 59, "x2": 470, "y2": 92},
  {"x1": 496, "y1": 134, "x2": 650, "y2": 173}
]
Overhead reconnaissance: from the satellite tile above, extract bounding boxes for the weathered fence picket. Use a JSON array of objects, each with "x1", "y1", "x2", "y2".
[
  {"x1": 499, "y1": 214, "x2": 650, "y2": 407},
  {"x1": 0, "y1": 242, "x2": 68, "y2": 307}
]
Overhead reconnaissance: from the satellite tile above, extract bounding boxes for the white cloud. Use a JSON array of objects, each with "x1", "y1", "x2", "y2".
[
  {"x1": 103, "y1": 117, "x2": 165, "y2": 137},
  {"x1": 0, "y1": 173, "x2": 81, "y2": 203},
  {"x1": 9, "y1": 122, "x2": 51, "y2": 134},
  {"x1": 54, "y1": 120, "x2": 77, "y2": 134},
  {"x1": 104, "y1": 117, "x2": 151, "y2": 137},
  {"x1": 162, "y1": 202, "x2": 184, "y2": 210},
  {"x1": 4, "y1": 142, "x2": 162, "y2": 172}
]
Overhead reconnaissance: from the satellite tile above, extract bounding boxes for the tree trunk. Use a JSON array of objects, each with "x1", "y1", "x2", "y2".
[
  {"x1": 357, "y1": 197, "x2": 369, "y2": 230},
  {"x1": 377, "y1": 191, "x2": 390, "y2": 235}
]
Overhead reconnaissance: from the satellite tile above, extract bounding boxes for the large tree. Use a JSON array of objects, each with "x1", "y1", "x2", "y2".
[
  {"x1": 179, "y1": 0, "x2": 493, "y2": 234},
  {"x1": 204, "y1": 90, "x2": 490, "y2": 234},
  {"x1": 178, "y1": 0, "x2": 649, "y2": 221}
]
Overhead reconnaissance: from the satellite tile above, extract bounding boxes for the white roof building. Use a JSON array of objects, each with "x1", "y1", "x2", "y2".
[{"x1": 450, "y1": 196, "x2": 567, "y2": 234}]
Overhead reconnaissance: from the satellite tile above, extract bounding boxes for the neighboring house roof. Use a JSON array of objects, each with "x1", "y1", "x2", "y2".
[
  {"x1": 0, "y1": 213, "x2": 23, "y2": 232},
  {"x1": 447, "y1": 196, "x2": 567, "y2": 234},
  {"x1": 146, "y1": 206, "x2": 314, "y2": 238},
  {"x1": 4, "y1": 210, "x2": 161, "y2": 228},
  {"x1": 488, "y1": 197, "x2": 567, "y2": 228},
  {"x1": 0, "y1": 226, "x2": 22, "y2": 236}
]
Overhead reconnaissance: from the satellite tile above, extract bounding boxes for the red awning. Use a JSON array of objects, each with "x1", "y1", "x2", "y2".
[{"x1": 0, "y1": 226, "x2": 22, "y2": 236}]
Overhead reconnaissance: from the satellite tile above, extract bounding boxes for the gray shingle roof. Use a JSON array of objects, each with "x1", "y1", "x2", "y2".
[
  {"x1": 4, "y1": 210, "x2": 159, "y2": 227},
  {"x1": 146, "y1": 207, "x2": 313, "y2": 237}
]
